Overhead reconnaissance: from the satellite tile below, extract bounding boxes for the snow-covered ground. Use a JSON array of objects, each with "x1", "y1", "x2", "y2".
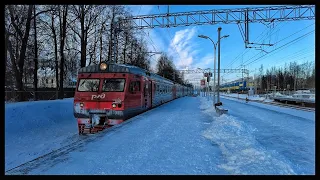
[
  {"x1": 203, "y1": 97, "x2": 315, "y2": 174},
  {"x1": 5, "y1": 98, "x2": 79, "y2": 171},
  {"x1": 220, "y1": 96, "x2": 314, "y2": 121},
  {"x1": 6, "y1": 97, "x2": 228, "y2": 175},
  {"x1": 5, "y1": 95, "x2": 315, "y2": 175}
]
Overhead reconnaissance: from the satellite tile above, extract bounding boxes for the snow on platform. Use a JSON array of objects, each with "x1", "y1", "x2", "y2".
[
  {"x1": 5, "y1": 98, "x2": 79, "y2": 171},
  {"x1": 10, "y1": 97, "x2": 228, "y2": 175},
  {"x1": 200, "y1": 97, "x2": 315, "y2": 175},
  {"x1": 5, "y1": 96, "x2": 315, "y2": 175}
]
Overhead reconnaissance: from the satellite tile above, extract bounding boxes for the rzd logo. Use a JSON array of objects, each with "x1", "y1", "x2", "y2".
[{"x1": 91, "y1": 93, "x2": 105, "y2": 100}]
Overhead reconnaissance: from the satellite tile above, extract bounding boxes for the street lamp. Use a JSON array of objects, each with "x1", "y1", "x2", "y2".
[{"x1": 198, "y1": 33, "x2": 229, "y2": 105}]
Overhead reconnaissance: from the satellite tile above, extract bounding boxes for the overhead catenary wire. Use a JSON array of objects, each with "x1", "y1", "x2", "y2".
[
  {"x1": 225, "y1": 20, "x2": 287, "y2": 69},
  {"x1": 233, "y1": 23, "x2": 314, "y2": 69},
  {"x1": 129, "y1": 5, "x2": 161, "y2": 65},
  {"x1": 245, "y1": 30, "x2": 314, "y2": 66},
  {"x1": 222, "y1": 28, "x2": 314, "y2": 81},
  {"x1": 157, "y1": 5, "x2": 183, "y2": 63}
]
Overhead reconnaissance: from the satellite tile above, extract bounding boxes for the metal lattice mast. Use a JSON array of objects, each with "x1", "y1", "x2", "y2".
[
  {"x1": 112, "y1": 5, "x2": 315, "y2": 63},
  {"x1": 124, "y1": 5, "x2": 314, "y2": 29},
  {"x1": 122, "y1": 5, "x2": 315, "y2": 48}
]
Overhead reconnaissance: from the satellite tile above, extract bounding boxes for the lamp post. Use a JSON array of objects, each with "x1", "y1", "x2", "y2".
[{"x1": 198, "y1": 32, "x2": 229, "y2": 105}]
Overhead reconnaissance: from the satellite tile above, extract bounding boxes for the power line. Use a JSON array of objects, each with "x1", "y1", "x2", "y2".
[
  {"x1": 132, "y1": 6, "x2": 161, "y2": 60},
  {"x1": 245, "y1": 30, "x2": 314, "y2": 66},
  {"x1": 225, "y1": 21, "x2": 283, "y2": 69},
  {"x1": 157, "y1": 5, "x2": 183, "y2": 62},
  {"x1": 225, "y1": 20, "x2": 294, "y2": 70},
  {"x1": 222, "y1": 29, "x2": 314, "y2": 81},
  {"x1": 272, "y1": 23, "x2": 315, "y2": 45},
  {"x1": 241, "y1": 23, "x2": 314, "y2": 67},
  {"x1": 226, "y1": 20, "x2": 290, "y2": 69}
]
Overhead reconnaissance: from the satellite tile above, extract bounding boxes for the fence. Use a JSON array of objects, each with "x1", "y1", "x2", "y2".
[{"x1": 5, "y1": 88, "x2": 76, "y2": 103}]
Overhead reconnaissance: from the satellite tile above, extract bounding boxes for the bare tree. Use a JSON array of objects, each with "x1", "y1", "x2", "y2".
[
  {"x1": 58, "y1": 5, "x2": 68, "y2": 99},
  {"x1": 6, "y1": 5, "x2": 34, "y2": 101},
  {"x1": 33, "y1": 5, "x2": 39, "y2": 100}
]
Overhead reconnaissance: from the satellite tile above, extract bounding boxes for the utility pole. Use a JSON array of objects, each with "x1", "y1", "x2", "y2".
[
  {"x1": 217, "y1": 27, "x2": 221, "y2": 103},
  {"x1": 207, "y1": 76, "x2": 209, "y2": 100},
  {"x1": 213, "y1": 44, "x2": 216, "y2": 104}
]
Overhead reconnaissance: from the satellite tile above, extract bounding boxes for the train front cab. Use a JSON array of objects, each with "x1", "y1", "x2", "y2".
[
  {"x1": 74, "y1": 72, "x2": 130, "y2": 133},
  {"x1": 74, "y1": 64, "x2": 156, "y2": 134}
]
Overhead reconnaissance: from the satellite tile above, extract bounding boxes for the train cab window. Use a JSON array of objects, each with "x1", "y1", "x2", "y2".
[
  {"x1": 129, "y1": 81, "x2": 140, "y2": 92},
  {"x1": 102, "y1": 78, "x2": 125, "y2": 92},
  {"x1": 77, "y1": 79, "x2": 100, "y2": 92}
]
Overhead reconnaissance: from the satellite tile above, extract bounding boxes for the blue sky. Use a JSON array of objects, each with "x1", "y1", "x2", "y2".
[{"x1": 127, "y1": 5, "x2": 315, "y2": 84}]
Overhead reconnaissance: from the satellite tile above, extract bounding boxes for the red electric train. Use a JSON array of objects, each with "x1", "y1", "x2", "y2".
[{"x1": 73, "y1": 61, "x2": 193, "y2": 134}]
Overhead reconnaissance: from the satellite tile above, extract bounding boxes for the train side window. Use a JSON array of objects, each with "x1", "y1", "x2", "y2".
[
  {"x1": 129, "y1": 81, "x2": 140, "y2": 92},
  {"x1": 135, "y1": 81, "x2": 140, "y2": 91},
  {"x1": 129, "y1": 82, "x2": 134, "y2": 92}
]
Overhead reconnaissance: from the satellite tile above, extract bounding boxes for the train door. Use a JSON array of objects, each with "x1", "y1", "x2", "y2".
[
  {"x1": 173, "y1": 85, "x2": 177, "y2": 99},
  {"x1": 150, "y1": 81, "x2": 153, "y2": 107},
  {"x1": 144, "y1": 79, "x2": 152, "y2": 110}
]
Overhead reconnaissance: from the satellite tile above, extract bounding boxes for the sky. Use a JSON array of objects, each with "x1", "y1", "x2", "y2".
[{"x1": 127, "y1": 5, "x2": 315, "y2": 85}]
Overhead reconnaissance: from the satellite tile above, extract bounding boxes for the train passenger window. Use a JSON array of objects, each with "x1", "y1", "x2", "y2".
[
  {"x1": 77, "y1": 79, "x2": 100, "y2": 92},
  {"x1": 102, "y1": 78, "x2": 125, "y2": 92},
  {"x1": 129, "y1": 81, "x2": 140, "y2": 92}
]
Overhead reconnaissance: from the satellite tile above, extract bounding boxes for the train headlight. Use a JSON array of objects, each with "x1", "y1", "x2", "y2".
[
  {"x1": 112, "y1": 104, "x2": 117, "y2": 108},
  {"x1": 100, "y1": 62, "x2": 107, "y2": 70},
  {"x1": 80, "y1": 103, "x2": 84, "y2": 107}
]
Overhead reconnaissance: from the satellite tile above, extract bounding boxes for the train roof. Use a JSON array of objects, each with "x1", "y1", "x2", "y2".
[{"x1": 78, "y1": 62, "x2": 188, "y2": 86}]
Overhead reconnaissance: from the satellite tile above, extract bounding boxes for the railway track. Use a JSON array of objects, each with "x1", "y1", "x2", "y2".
[{"x1": 220, "y1": 94, "x2": 315, "y2": 112}]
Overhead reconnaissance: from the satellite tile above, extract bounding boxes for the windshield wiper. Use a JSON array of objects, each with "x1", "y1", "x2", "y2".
[{"x1": 80, "y1": 73, "x2": 92, "y2": 87}]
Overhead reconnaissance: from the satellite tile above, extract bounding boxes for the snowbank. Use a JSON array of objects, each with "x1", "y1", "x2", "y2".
[
  {"x1": 5, "y1": 98, "x2": 79, "y2": 171},
  {"x1": 199, "y1": 97, "x2": 314, "y2": 175},
  {"x1": 199, "y1": 97, "x2": 296, "y2": 175}
]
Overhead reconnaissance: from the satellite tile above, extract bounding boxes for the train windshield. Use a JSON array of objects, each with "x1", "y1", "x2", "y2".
[
  {"x1": 102, "y1": 78, "x2": 126, "y2": 92},
  {"x1": 77, "y1": 79, "x2": 100, "y2": 92}
]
